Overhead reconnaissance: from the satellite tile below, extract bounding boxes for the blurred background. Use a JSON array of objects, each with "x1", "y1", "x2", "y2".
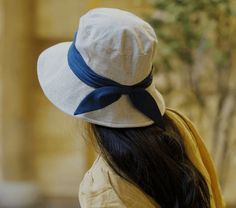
[{"x1": 0, "y1": 0, "x2": 235, "y2": 207}]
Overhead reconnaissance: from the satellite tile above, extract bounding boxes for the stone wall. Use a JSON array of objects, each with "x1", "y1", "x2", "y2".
[{"x1": 35, "y1": 0, "x2": 153, "y2": 39}]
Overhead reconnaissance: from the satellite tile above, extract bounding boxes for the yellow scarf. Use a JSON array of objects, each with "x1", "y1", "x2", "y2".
[{"x1": 166, "y1": 108, "x2": 225, "y2": 208}]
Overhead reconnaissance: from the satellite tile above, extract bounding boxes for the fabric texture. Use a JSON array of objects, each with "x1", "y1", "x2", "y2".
[
  {"x1": 79, "y1": 109, "x2": 225, "y2": 208},
  {"x1": 37, "y1": 8, "x2": 165, "y2": 128}
]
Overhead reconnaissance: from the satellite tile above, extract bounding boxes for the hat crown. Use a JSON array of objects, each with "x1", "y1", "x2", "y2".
[{"x1": 75, "y1": 8, "x2": 158, "y2": 85}]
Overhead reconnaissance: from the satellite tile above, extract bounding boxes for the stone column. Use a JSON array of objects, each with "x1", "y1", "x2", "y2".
[
  {"x1": 1, "y1": 0, "x2": 35, "y2": 181},
  {"x1": 0, "y1": 0, "x2": 4, "y2": 181},
  {"x1": 0, "y1": 1, "x2": 41, "y2": 207}
]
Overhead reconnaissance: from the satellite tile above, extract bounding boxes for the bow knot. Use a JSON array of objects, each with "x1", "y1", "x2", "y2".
[{"x1": 112, "y1": 86, "x2": 143, "y2": 95}]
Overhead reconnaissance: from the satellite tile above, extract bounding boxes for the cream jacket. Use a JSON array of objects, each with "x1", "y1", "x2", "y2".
[{"x1": 79, "y1": 109, "x2": 225, "y2": 208}]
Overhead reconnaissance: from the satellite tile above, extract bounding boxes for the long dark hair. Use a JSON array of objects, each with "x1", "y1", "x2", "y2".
[{"x1": 90, "y1": 112, "x2": 210, "y2": 208}]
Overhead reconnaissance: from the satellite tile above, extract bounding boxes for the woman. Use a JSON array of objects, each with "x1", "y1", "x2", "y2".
[{"x1": 37, "y1": 8, "x2": 225, "y2": 208}]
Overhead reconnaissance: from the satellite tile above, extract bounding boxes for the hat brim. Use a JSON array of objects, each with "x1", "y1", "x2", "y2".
[{"x1": 37, "y1": 42, "x2": 165, "y2": 128}]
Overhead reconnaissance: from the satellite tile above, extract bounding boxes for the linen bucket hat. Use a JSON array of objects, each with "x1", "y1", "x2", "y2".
[{"x1": 37, "y1": 8, "x2": 166, "y2": 128}]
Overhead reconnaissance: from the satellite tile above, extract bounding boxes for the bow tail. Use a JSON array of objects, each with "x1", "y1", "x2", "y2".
[
  {"x1": 129, "y1": 90, "x2": 165, "y2": 130},
  {"x1": 74, "y1": 87, "x2": 121, "y2": 115}
]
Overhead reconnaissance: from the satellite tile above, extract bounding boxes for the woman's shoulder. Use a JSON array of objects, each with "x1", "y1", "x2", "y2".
[
  {"x1": 79, "y1": 154, "x2": 116, "y2": 193},
  {"x1": 79, "y1": 154, "x2": 159, "y2": 208}
]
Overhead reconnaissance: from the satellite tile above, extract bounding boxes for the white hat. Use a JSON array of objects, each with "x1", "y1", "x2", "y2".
[{"x1": 37, "y1": 8, "x2": 166, "y2": 128}]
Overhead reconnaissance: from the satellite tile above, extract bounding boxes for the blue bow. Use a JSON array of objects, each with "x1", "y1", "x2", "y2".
[{"x1": 67, "y1": 34, "x2": 165, "y2": 129}]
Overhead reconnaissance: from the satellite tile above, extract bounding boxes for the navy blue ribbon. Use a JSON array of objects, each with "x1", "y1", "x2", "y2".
[{"x1": 67, "y1": 34, "x2": 165, "y2": 129}]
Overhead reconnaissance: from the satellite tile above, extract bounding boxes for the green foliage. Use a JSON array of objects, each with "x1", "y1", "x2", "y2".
[{"x1": 149, "y1": 0, "x2": 234, "y2": 68}]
